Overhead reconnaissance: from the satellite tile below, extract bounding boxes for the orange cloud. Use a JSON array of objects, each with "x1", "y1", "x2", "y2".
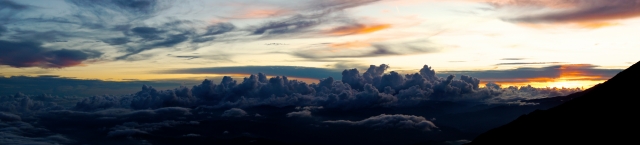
[
  {"x1": 326, "y1": 24, "x2": 391, "y2": 36},
  {"x1": 482, "y1": 64, "x2": 609, "y2": 88}
]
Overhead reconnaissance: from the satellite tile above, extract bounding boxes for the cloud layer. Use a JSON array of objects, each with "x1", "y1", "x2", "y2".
[{"x1": 0, "y1": 63, "x2": 592, "y2": 145}]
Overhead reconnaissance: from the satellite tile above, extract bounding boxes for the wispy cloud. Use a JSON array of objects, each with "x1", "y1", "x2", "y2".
[
  {"x1": 472, "y1": 0, "x2": 640, "y2": 28},
  {"x1": 293, "y1": 39, "x2": 440, "y2": 60},
  {"x1": 325, "y1": 24, "x2": 391, "y2": 36},
  {"x1": 162, "y1": 66, "x2": 343, "y2": 79},
  {"x1": 441, "y1": 64, "x2": 623, "y2": 82},
  {"x1": 495, "y1": 62, "x2": 563, "y2": 65}
]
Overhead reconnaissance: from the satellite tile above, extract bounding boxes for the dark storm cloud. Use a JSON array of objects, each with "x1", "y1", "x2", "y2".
[
  {"x1": 164, "y1": 66, "x2": 343, "y2": 80},
  {"x1": 324, "y1": 114, "x2": 438, "y2": 131},
  {"x1": 0, "y1": 40, "x2": 102, "y2": 68},
  {"x1": 440, "y1": 64, "x2": 622, "y2": 81}
]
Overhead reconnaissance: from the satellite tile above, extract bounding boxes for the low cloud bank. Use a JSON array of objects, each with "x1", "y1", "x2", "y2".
[{"x1": 0, "y1": 64, "x2": 585, "y2": 145}]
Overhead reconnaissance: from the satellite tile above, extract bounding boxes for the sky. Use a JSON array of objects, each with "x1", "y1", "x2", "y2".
[{"x1": 1, "y1": 0, "x2": 638, "y2": 88}]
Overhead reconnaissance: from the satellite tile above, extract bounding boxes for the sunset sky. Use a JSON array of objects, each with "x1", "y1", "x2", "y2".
[{"x1": 1, "y1": 0, "x2": 637, "y2": 88}]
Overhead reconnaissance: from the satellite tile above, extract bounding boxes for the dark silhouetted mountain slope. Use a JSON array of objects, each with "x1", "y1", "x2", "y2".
[{"x1": 466, "y1": 61, "x2": 640, "y2": 145}]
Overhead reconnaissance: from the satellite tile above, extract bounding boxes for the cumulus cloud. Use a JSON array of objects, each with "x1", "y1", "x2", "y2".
[
  {"x1": 0, "y1": 63, "x2": 598, "y2": 144},
  {"x1": 221, "y1": 108, "x2": 247, "y2": 117},
  {"x1": 70, "y1": 64, "x2": 583, "y2": 111},
  {"x1": 324, "y1": 114, "x2": 438, "y2": 131},
  {"x1": 0, "y1": 40, "x2": 103, "y2": 68}
]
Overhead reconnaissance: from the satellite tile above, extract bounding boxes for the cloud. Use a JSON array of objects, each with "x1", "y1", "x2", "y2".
[
  {"x1": 310, "y1": 0, "x2": 382, "y2": 11},
  {"x1": 65, "y1": 0, "x2": 170, "y2": 21},
  {"x1": 0, "y1": 122, "x2": 73, "y2": 144},
  {"x1": 202, "y1": 23, "x2": 236, "y2": 36},
  {"x1": 130, "y1": 27, "x2": 166, "y2": 41},
  {"x1": 221, "y1": 108, "x2": 247, "y2": 117},
  {"x1": 440, "y1": 64, "x2": 623, "y2": 82},
  {"x1": 495, "y1": 62, "x2": 563, "y2": 65},
  {"x1": 103, "y1": 37, "x2": 131, "y2": 45},
  {"x1": 0, "y1": 63, "x2": 593, "y2": 144},
  {"x1": 251, "y1": 14, "x2": 325, "y2": 36},
  {"x1": 0, "y1": 112, "x2": 21, "y2": 122},
  {"x1": 324, "y1": 114, "x2": 438, "y2": 131},
  {"x1": 248, "y1": 0, "x2": 383, "y2": 38},
  {"x1": 0, "y1": 0, "x2": 29, "y2": 11},
  {"x1": 223, "y1": 9, "x2": 293, "y2": 19},
  {"x1": 0, "y1": 63, "x2": 584, "y2": 116},
  {"x1": 9, "y1": 30, "x2": 73, "y2": 42},
  {"x1": 164, "y1": 66, "x2": 343, "y2": 80},
  {"x1": 107, "y1": 128, "x2": 148, "y2": 138},
  {"x1": 475, "y1": 0, "x2": 640, "y2": 25},
  {"x1": 293, "y1": 41, "x2": 440, "y2": 59},
  {"x1": 0, "y1": 40, "x2": 102, "y2": 68},
  {"x1": 0, "y1": 25, "x2": 6, "y2": 35},
  {"x1": 328, "y1": 41, "x2": 372, "y2": 49},
  {"x1": 0, "y1": 0, "x2": 32, "y2": 21},
  {"x1": 286, "y1": 110, "x2": 312, "y2": 118},
  {"x1": 326, "y1": 24, "x2": 391, "y2": 36},
  {"x1": 500, "y1": 58, "x2": 526, "y2": 60},
  {"x1": 0, "y1": 75, "x2": 187, "y2": 97}
]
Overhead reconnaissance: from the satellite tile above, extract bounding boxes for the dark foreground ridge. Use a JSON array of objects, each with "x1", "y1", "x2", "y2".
[{"x1": 467, "y1": 61, "x2": 640, "y2": 145}]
